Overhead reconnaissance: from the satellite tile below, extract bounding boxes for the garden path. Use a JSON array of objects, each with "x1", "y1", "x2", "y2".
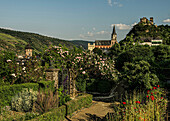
[{"x1": 64, "y1": 101, "x2": 114, "y2": 121}]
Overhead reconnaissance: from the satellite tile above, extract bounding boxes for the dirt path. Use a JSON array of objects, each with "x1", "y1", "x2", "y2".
[{"x1": 65, "y1": 101, "x2": 114, "y2": 121}]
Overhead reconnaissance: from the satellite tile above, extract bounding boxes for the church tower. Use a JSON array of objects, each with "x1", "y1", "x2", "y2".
[{"x1": 111, "y1": 25, "x2": 117, "y2": 46}]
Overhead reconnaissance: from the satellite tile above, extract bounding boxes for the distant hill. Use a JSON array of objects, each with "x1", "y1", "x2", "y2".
[
  {"x1": 0, "y1": 28, "x2": 88, "y2": 54},
  {"x1": 120, "y1": 23, "x2": 170, "y2": 45},
  {"x1": 70, "y1": 40, "x2": 94, "y2": 49}
]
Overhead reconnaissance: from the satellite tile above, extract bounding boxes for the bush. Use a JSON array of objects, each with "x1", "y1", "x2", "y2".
[
  {"x1": 0, "y1": 81, "x2": 54, "y2": 110},
  {"x1": 30, "y1": 94, "x2": 92, "y2": 120},
  {"x1": 34, "y1": 89, "x2": 58, "y2": 114},
  {"x1": 0, "y1": 83, "x2": 39, "y2": 109},
  {"x1": 65, "y1": 94, "x2": 92, "y2": 116},
  {"x1": 11, "y1": 88, "x2": 37, "y2": 112},
  {"x1": 31, "y1": 105, "x2": 66, "y2": 121},
  {"x1": 38, "y1": 81, "x2": 55, "y2": 92},
  {"x1": 58, "y1": 87, "x2": 71, "y2": 106}
]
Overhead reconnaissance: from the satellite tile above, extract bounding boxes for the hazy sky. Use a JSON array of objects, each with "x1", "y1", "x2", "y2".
[{"x1": 0, "y1": 0, "x2": 170, "y2": 42}]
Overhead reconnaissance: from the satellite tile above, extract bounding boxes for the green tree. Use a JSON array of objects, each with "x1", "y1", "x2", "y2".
[{"x1": 120, "y1": 60, "x2": 159, "y2": 90}]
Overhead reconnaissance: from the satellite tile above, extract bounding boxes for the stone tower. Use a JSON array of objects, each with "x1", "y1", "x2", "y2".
[
  {"x1": 111, "y1": 25, "x2": 117, "y2": 46},
  {"x1": 150, "y1": 17, "x2": 153, "y2": 25},
  {"x1": 25, "y1": 44, "x2": 33, "y2": 57}
]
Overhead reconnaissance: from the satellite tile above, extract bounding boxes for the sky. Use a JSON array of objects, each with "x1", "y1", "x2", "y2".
[{"x1": 0, "y1": 0, "x2": 170, "y2": 42}]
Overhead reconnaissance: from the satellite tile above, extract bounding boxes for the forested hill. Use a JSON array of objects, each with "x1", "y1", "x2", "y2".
[
  {"x1": 0, "y1": 28, "x2": 87, "y2": 54},
  {"x1": 120, "y1": 24, "x2": 170, "y2": 45},
  {"x1": 70, "y1": 40, "x2": 94, "y2": 49}
]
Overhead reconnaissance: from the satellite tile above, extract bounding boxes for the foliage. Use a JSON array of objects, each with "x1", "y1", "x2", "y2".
[
  {"x1": 124, "y1": 23, "x2": 170, "y2": 45},
  {"x1": 152, "y1": 44, "x2": 170, "y2": 62},
  {"x1": 0, "y1": 51, "x2": 46, "y2": 85},
  {"x1": 0, "y1": 83, "x2": 39, "y2": 109},
  {"x1": 11, "y1": 88, "x2": 38, "y2": 112},
  {"x1": 115, "y1": 45, "x2": 154, "y2": 71},
  {"x1": 30, "y1": 94, "x2": 92, "y2": 120},
  {"x1": 120, "y1": 60, "x2": 159, "y2": 90},
  {"x1": 30, "y1": 105, "x2": 66, "y2": 121},
  {"x1": 65, "y1": 94, "x2": 92, "y2": 116},
  {"x1": 58, "y1": 87, "x2": 71, "y2": 106},
  {"x1": 33, "y1": 89, "x2": 58, "y2": 114},
  {"x1": 0, "y1": 108, "x2": 25, "y2": 121},
  {"x1": 0, "y1": 51, "x2": 17, "y2": 85},
  {"x1": 38, "y1": 81, "x2": 55, "y2": 92},
  {"x1": 0, "y1": 28, "x2": 84, "y2": 54},
  {"x1": 42, "y1": 45, "x2": 117, "y2": 93},
  {"x1": 22, "y1": 112, "x2": 40, "y2": 120},
  {"x1": 93, "y1": 47, "x2": 103, "y2": 56},
  {"x1": 105, "y1": 86, "x2": 167, "y2": 120}
]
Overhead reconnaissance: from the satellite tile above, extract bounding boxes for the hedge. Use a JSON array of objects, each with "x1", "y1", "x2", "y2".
[
  {"x1": 30, "y1": 94, "x2": 93, "y2": 121},
  {"x1": 30, "y1": 105, "x2": 66, "y2": 121},
  {"x1": 0, "y1": 81, "x2": 54, "y2": 109},
  {"x1": 0, "y1": 83, "x2": 39, "y2": 109},
  {"x1": 65, "y1": 94, "x2": 93, "y2": 116},
  {"x1": 38, "y1": 81, "x2": 55, "y2": 92}
]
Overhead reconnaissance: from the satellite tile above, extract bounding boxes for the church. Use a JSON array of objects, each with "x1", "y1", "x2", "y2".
[{"x1": 88, "y1": 25, "x2": 118, "y2": 52}]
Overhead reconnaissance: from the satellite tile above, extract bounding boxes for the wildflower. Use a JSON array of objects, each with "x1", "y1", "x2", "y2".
[
  {"x1": 151, "y1": 92, "x2": 153, "y2": 95},
  {"x1": 153, "y1": 87, "x2": 157, "y2": 89},
  {"x1": 7, "y1": 59, "x2": 12, "y2": 62},
  {"x1": 147, "y1": 95, "x2": 149, "y2": 98},
  {"x1": 80, "y1": 68, "x2": 83, "y2": 70},
  {"x1": 161, "y1": 97, "x2": 163, "y2": 99},
  {"x1": 11, "y1": 73, "x2": 16, "y2": 78},
  {"x1": 150, "y1": 95, "x2": 155, "y2": 101},
  {"x1": 147, "y1": 90, "x2": 150, "y2": 94},
  {"x1": 123, "y1": 102, "x2": 126, "y2": 104},
  {"x1": 158, "y1": 85, "x2": 160, "y2": 88},
  {"x1": 82, "y1": 71, "x2": 86, "y2": 74},
  {"x1": 22, "y1": 67, "x2": 26, "y2": 71},
  {"x1": 135, "y1": 101, "x2": 140, "y2": 104}
]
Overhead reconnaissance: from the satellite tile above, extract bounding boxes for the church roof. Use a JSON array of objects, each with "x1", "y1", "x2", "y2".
[
  {"x1": 95, "y1": 40, "x2": 111, "y2": 42},
  {"x1": 112, "y1": 25, "x2": 117, "y2": 35}
]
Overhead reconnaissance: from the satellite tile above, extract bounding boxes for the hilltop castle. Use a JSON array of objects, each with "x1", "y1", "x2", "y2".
[
  {"x1": 139, "y1": 17, "x2": 154, "y2": 25},
  {"x1": 88, "y1": 25, "x2": 118, "y2": 51}
]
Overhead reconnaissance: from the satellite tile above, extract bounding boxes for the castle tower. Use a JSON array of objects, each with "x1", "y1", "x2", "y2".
[
  {"x1": 25, "y1": 44, "x2": 33, "y2": 57},
  {"x1": 150, "y1": 17, "x2": 153, "y2": 25},
  {"x1": 111, "y1": 25, "x2": 117, "y2": 46}
]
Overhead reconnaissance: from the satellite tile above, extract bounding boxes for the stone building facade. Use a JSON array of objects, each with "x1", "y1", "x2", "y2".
[
  {"x1": 88, "y1": 25, "x2": 118, "y2": 51},
  {"x1": 25, "y1": 44, "x2": 33, "y2": 57}
]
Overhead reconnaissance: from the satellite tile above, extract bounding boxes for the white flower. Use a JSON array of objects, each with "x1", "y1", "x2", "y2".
[
  {"x1": 80, "y1": 68, "x2": 83, "y2": 70},
  {"x1": 22, "y1": 67, "x2": 26, "y2": 70},
  {"x1": 11, "y1": 73, "x2": 16, "y2": 77},
  {"x1": 7, "y1": 59, "x2": 12, "y2": 62},
  {"x1": 82, "y1": 71, "x2": 86, "y2": 74}
]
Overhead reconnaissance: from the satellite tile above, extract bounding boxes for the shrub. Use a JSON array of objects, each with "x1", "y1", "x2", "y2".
[
  {"x1": 58, "y1": 87, "x2": 71, "y2": 106},
  {"x1": 11, "y1": 88, "x2": 37, "y2": 112},
  {"x1": 0, "y1": 83, "x2": 39, "y2": 109},
  {"x1": 31, "y1": 94, "x2": 92, "y2": 121},
  {"x1": 31, "y1": 105, "x2": 66, "y2": 121},
  {"x1": 38, "y1": 81, "x2": 55, "y2": 92},
  {"x1": 33, "y1": 89, "x2": 59, "y2": 114},
  {"x1": 65, "y1": 94, "x2": 92, "y2": 116}
]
